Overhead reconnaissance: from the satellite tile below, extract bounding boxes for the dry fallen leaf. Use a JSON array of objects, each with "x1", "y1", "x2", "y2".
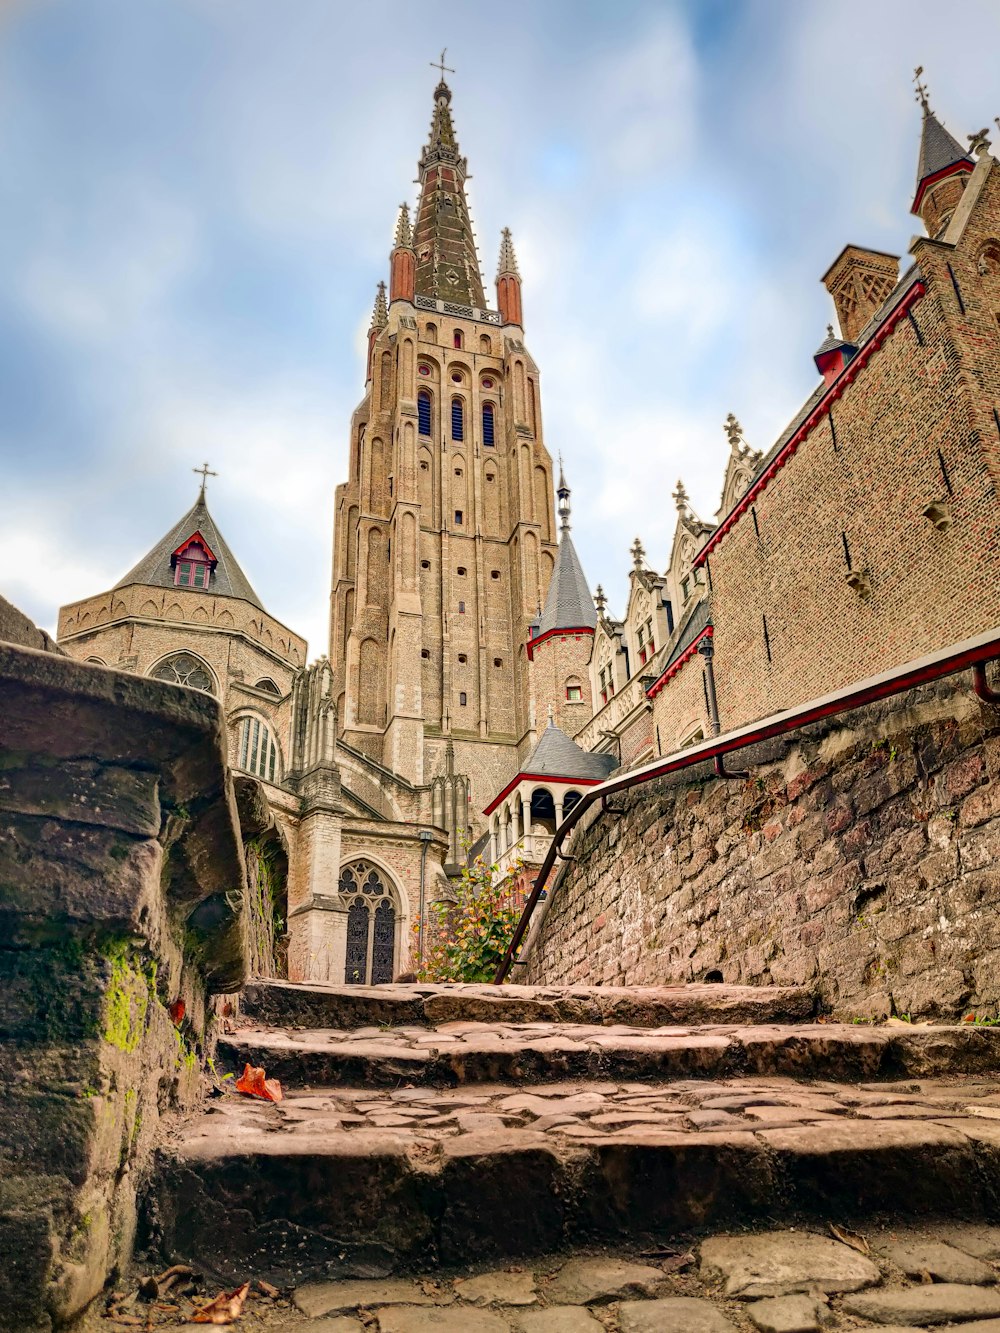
[
  {"x1": 828, "y1": 1222, "x2": 871, "y2": 1256},
  {"x1": 191, "y1": 1281, "x2": 251, "y2": 1325},
  {"x1": 256, "y1": 1279, "x2": 280, "y2": 1299},
  {"x1": 234, "y1": 1064, "x2": 283, "y2": 1103}
]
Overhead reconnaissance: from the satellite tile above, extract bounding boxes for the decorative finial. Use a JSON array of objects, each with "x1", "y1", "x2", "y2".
[
  {"x1": 556, "y1": 462, "x2": 571, "y2": 532},
  {"x1": 724, "y1": 413, "x2": 744, "y2": 450},
  {"x1": 827, "y1": 323, "x2": 835, "y2": 338},
  {"x1": 370, "y1": 280, "x2": 388, "y2": 331},
  {"x1": 497, "y1": 227, "x2": 520, "y2": 279},
  {"x1": 430, "y1": 48, "x2": 455, "y2": 81},
  {"x1": 193, "y1": 462, "x2": 217, "y2": 500},
  {"x1": 913, "y1": 65, "x2": 931, "y2": 115},
  {"x1": 969, "y1": 127, "x2": 992, "y2": 157},
  {"x1": 393, "y1": 202, "x2": 412, "y2": 248},
  {"x1": 631, "y1": 536, "x2": 646, "y2": 570},
  {"x1": 594, "y1": 584, "x2": 607, "y2": 615},
  {"x1": 673, "y1": 479, "x2": 689, "y2": 513}
]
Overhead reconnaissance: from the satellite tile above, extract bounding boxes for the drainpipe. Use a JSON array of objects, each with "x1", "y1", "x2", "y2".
[
  {"x1": 698, "y1": 633, "x2": 748, "y2": 779},
  {"x1": 417, "y1": 828, "x2": 434, "y2": 964}
]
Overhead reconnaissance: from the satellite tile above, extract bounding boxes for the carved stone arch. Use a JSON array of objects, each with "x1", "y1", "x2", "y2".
[
  {"x1": 148, "y1": 650, "x2": 218, "y2": 695},
  {"x1": 217, "y1": 609, "x2": 235, "y2": 628},
  {"x1": 139, "y1": 600, "x2": 158, "y2": 618},
  {"x1": 418, "y1": 445, "x2": 434, "y2": 512}
]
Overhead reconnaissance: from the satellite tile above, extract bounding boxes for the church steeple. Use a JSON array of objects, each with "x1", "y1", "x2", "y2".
[
  {"x1": 411, "y1": 74, "x2": 486, "y2": 308},
  {"x1": 389, "y1": 204, "x2": 415, "y2": 304},
  {"x1": 911, "y1": 67, "x2": 974, "y2": 234}
]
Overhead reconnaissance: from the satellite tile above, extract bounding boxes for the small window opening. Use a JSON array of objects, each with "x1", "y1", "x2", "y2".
[
  {"x1": 566, "y1": 684, "x2": 583, "y2": 702},
  {"x1": 458, "y1": 601, "x2": 466, "y2": 614},
  {"x1": 459, "y1": 691, "x2": 467, "y2": 706},
  {"x1": 421, "y1": 649, "x2": 430, "y2": 660},
  {"x1": 454, "y1": 467, "x2": 463, "y2": 476},
  {"x1": 457, "y1": 566, "x2": 467, "y2": 576},
  {"x1": 454, "y1": 509, "x2": 463, "y2": 525},
  {"x1": 417, "y1": 390, "x2": 431, "y2": 437},
  {"x1": 451, "y1": 398, "x2": 464, "y2": 441},
  {"x1": 493, "y1": 657, "x2": 502, "y2": 668},
  {"x1": 458, "y1": 653, "x2": 467, "y2": 664},
  {"x1": 420, "y1": 559, "x2": 430, "y2": 570},
  {"x1": 482, "y1": 402, "x2": 495, "y2": 446},
  {"x1": 453, "y1": 330, "x2": 463, "y2": 349},
  {"x1": 490, "y1": 569, "x2": 500, "y2": 580}
]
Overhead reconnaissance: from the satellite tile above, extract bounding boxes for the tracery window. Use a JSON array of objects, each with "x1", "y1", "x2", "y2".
[
  {"x1": 236, "y1": 715, "x2": 279, "y2": 782},
  {"x1": 150, "y1": 652, "x2": 215, "y2": 694},
  {"x1": 340, "y1": 861, "x2": 397, "y2": 985}
]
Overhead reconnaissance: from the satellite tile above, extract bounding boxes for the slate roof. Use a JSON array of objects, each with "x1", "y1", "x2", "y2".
[
  {"x1": 524, "y1": 719, "x2": 617, "y2": 782},
  {"x1": 537, "y1": 530, "x2": 598, "y2": 635},
  {"x1": 916, "y1": 109, "x2": 972, "y2": 189},
  {"x1": 115, "y1": 494, "x2": 266, "y2": 610},
  {"x1": 660, "y1": 598, "x2": 712, "y2": 674}
]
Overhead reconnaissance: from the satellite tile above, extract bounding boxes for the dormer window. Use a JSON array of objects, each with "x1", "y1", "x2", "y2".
[{"x1": 171, "y1": 534, "x2": 216, "y2": 590}]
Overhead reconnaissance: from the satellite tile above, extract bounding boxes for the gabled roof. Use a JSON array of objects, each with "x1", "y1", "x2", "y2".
[
  {"x1": 115, "y1": 494, "x2": 265, "y2": 610},
  {"x1": 537, "y1": 530, "x2": 597, "y2": 635},
  {"x1": 915, "y1": 108, "x2": 972, "y2": 192},
  {"x1": 524, "y1": 719, "x2": 616, "y2": 782}
]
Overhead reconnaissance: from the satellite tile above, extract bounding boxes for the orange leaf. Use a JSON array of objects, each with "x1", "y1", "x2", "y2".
[
  {"x1": 191, "y1": 1281, "x2": 250, "y2": 1324},
  {"x1": 169, "y1": 999, "x2": 186, "y2": 1025},
  {"x1": 234, "y1": 1063, "x2": 283, "y2": 1103}
]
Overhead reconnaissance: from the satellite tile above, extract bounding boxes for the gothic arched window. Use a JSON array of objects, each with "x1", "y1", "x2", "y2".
[
  {"x1": 340, "y1": 861, "x2": 397, "y2": 984},
  {"x1": 150, "y1": 652, "x2": 215, "y2": 695},
  {"x1": 482, "y1": 401, "x2": 495, "y2": 446},
  {"x1": 236, "y1": 715, "x2": 280, "y2": 783},
  {"x1": 418, "y1": 390, "x2": 432, "y2": 437},
  {"x1": 451, "y1": 397, "x2": 464, "y2": 441}
]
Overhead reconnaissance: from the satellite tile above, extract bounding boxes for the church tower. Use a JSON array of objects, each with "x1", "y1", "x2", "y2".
[{"x1": 329, "y1": 73, "x2": 559, "y2": 824}]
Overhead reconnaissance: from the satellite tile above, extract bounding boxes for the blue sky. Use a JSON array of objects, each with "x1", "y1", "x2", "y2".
[{"x1": 2, "y1": 0, "x2": 999, "y2": 656}]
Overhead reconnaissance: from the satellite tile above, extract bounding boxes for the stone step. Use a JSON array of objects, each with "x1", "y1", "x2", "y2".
[
  {"x1": 153, "y1": 1072, "x2": 1000, "y2": 1286},
  {"x1": 217, "y1": 1020, "x2": 1000, "y2": 1089},
  {"x1": 239, "y1": 979, "x2": 816, "y2": 1031}
]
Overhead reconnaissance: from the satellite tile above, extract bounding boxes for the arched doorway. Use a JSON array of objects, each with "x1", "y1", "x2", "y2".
[{"x1": 339, "y1": 861, "x2": 398, "y2": 984}]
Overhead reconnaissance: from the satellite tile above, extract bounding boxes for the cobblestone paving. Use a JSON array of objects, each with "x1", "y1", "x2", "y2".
[
  {"x1": 191, "y1": 1071, "x2": 1000, "y2": 1145},
  {"x1": 79, "y1": 1224, "x2": 1000, "y2": 1331}
]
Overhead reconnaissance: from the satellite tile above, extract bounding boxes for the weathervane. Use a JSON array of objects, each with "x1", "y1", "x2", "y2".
[
  {"x1": 430, "y1": 48, "x2": 455, "y2": 80},
  {"x1": 193, "y1": 462, "x2": 217, "y2": 499},
  {"x1": 913, "y1": 65, "x2": 931, "y2": 114}
]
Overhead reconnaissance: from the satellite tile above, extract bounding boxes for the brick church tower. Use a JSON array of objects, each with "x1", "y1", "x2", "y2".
[{"x1": 329, "y1": 74, "x2": 560, "y2": 821}]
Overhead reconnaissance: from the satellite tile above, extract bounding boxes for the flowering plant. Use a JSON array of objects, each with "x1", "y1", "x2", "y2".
[{"x1": 415, "y1": 851, "x2": 525, "y2": 983}]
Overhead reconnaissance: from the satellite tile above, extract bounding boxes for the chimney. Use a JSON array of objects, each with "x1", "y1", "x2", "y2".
[{"x1": 821, "y1": 245, "x2": 900, "y2": 344}]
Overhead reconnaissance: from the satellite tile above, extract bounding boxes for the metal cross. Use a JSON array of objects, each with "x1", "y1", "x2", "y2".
[
  {"x1": 430, "y1": 49, "x2": 455, "y2": 80},
  {"x1": 913, "y1": 65, "x2": 930, "y2": 113},
  {"x1": 193, "y1": 462, "x2": 217, "y2": 498}
]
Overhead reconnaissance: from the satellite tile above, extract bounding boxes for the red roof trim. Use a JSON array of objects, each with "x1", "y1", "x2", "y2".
[
  {"x1": 646, "y1": 626, "x2": 712, "y2": 701},
  {"x1": 912, "y1": 159, "x2": 974, "y2": 215},
  {"x1": 482, "y1": 771, "x2": 605, "y2": 818},
  {"x1": 170, "y1": 530, "x2": 218, "y2": 568},
  {"x1": 525, "y1": 625, "x2": 595, "y2": 662},
  {"x1": 694, "y1": 279, "x2": 926, "y2": 569}
]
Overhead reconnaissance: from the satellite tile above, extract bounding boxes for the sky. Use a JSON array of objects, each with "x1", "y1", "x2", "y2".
[{"x1": 2, "y1": 0, "x2": 999, "y2": 657}]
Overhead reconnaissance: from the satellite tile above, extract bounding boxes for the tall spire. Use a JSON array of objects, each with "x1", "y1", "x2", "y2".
[
  {"x1": 496, "y1": 226, "x2": 524, "y2": 326},
  {"x1": 370, "y1": 280, "x2": 388, "y2": 331},
  {"x1": 497, "y1": 227, "x2": 519, "y2": 278},
  {"x1": 411, "y1": 74, "x2": 486, "y2": 307},
  {"x1": 393, "y1": 202, "x2": 412, "y2": 248},
  {"x1": 911, "y1": 67, "x2": 974, "y2": 228}
]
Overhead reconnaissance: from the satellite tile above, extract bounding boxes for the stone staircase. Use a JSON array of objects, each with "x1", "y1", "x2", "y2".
[{"x1": 150, "y1": 981, "x2": 1000, "y2": 1289}]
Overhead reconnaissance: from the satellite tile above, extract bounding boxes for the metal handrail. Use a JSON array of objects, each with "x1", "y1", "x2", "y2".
[{"x1": 493, "y1": 625, "x2": 1000, "y2": 983}]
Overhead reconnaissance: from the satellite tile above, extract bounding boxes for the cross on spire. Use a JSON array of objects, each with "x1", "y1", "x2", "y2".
[
  {"x1": 430, "y1": 48, "x2": 455, "y2": 80},
  {"x1": 193, "y1": 462, "x2": 217, "y2": 499},
  {"x1": 913, "y1": 65, "x2": 931, "y2": 115}
]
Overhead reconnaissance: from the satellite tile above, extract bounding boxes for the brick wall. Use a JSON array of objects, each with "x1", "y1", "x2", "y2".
[{"x1": 526, "y1": 675, "x2": 1000, "y2": 1020}]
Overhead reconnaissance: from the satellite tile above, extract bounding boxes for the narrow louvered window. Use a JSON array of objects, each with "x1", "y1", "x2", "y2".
[
  {"x1": 482, "y1": 402, "x2": 495, "y2": 446},
  {"x1": 451, "y1": 398, "x2": 464, "y2": 441},
  {"x1": 418, "y1": 390, "x2": 431, "y2": 437}
]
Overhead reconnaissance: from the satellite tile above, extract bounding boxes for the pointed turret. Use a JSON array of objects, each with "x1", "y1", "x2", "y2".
[
  {"x1": 496, "y1": 226, "x2": 524, "y2": 327},
  {"x1": 366, "y1": 281, "x2": 388, "y2": 381},
  {"x1": 536, "y1": 473, "x2": 598, "y2": 636},
  {"x1": 390, "y1": 204, "x2": 416, "y2": 304},
  {"x1": 911, "y1": 68, "x2": 974, "y2": 234},
  {"x1": 411, "y1": 78, "x2": 486, "y2": 307},
  {"x1": 115, "y1": 488, "x2": 264, "y2": 609}
]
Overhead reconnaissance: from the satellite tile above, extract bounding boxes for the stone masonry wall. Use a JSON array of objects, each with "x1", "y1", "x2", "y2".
[
  {"x1": 527, "y1": 673, "x2": 1000, "y2": 1021},
  {"x1": 0, "y1": 638, "x2": 247, "y2": 1332}
]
